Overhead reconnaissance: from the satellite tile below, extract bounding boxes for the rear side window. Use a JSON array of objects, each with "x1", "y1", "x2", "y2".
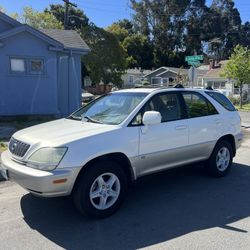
[
  {"x1": 206, "y1": 92, "x2": 236, "y2": 111},
  {"x1": 182, "y1": 92, "x2": 218, "y2": 118}
]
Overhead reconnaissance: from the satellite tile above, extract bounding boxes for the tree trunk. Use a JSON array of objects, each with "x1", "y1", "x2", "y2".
[{"x1": 239, "y1": 82, "x2": 243, "y2": 108}]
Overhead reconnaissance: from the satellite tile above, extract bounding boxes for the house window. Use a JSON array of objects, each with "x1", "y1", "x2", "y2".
[
  {"x1": 10, "y1": 58, "x2": 25, "y2": 73},
  {"x1": 128, "y1": 75, "x2": 134, "y2": 84},
  {"x1": 10, "y1": 57, "x2": 45, "y2": 75},
  {"x1": 151, "y1": 77, "x2": 162, "y2": 85},
  {"x1": 162, "y1": 78, "x2": 169, "y2": 86},
  {"x1": 30, "y1": 59, "x2": 43, "y2": 73}
]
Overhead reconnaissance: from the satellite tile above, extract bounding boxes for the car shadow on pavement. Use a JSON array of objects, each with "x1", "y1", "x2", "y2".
[{"x1": 21, "y1": 163, "x2": 250, "y2": 250}]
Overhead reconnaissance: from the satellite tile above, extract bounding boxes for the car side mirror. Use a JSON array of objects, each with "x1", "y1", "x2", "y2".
[{"x1": 142, "y1": 111, "x2": 162, "y2": 126}]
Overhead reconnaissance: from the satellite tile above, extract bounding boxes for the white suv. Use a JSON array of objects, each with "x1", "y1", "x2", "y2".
[{"x1": 0, "y1": 87, "x2": 243, "y2": 218}]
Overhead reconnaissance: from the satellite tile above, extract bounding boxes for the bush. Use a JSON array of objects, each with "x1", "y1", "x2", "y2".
[{"x1": 228, "y1": 95, "x2": 241, "y2": 105}]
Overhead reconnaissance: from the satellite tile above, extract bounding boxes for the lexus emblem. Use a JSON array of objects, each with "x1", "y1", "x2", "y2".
[{"x1": 11, "y1": 142, "x2": 17, "y2": 152}]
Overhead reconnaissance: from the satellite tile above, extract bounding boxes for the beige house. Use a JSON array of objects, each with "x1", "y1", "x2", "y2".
[{"x1": 122, "y1": 68, "x2": 153, "y2": 87}]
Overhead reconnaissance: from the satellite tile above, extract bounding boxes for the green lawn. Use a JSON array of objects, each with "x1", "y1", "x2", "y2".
[
  {"x1": 0, "y1": 142, "x2": 7, "y2": 153},
  {"x1": 235, "y1": 103, "x2": 250, "y2": 111}
]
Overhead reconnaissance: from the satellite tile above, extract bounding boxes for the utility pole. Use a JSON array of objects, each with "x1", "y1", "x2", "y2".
[{"x1": 63, "y1": 0, "x2": 77, "y2": 30}]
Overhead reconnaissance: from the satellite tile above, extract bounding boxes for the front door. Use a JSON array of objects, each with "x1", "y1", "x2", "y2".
[{"x1": 137, "y1": 92, "x2": 189, "y2": 177}]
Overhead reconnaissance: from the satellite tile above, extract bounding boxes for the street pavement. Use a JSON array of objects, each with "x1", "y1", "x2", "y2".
[
  {"x1": 239, "y1": 111, "x2": 250, "y2": 128},
  {"x1": 0, "y1": 129, "x2": 250, "y2": 250}
]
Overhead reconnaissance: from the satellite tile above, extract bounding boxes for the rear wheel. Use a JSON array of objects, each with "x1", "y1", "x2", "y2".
[
  {"x1": 206, "y1": 140, "x2": 233, "y2": 177},
  {"x1": 73, "y1": 160, "x2": 127, "y2": 218}
]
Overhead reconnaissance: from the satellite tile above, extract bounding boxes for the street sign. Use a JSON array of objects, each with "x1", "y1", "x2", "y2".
[
  {"x1": 185, "y1": 55, "x2": 203, "y2": 62},
  {"x1": 188, "y1": 60, "x2": 200, "y2": 67}
]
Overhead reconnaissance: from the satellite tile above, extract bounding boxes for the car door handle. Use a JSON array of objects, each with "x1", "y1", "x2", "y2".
[{"x1": 175, "y1": 125, "x2": 187, "y2": 130}]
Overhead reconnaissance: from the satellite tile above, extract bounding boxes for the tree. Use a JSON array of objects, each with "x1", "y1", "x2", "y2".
[
  {"x1": 130, "y1": 0, "x2": 192, "y2": 67},
  {"x1": 222, "y1": 45, "x2": 250, "y2": 107},
  {"x1": 81, "y1": 24, "x2": 127, "y2": 87},
  {"x1": 106, "y1": 23, "x2": 129, "y2": 43},
  {"x1": 240, "y1": 22, "x2": 250, "y2": 48},
  {"x1": 107, "y1": 20, "x2": 154, "y2": 69},
  {"x1": 45, "y1": 4, "x2": 89, "y2": 30},
  {"x1": 14, "y1": 7, "x2": 63, "y2": 29},
  {"x1": 205, "y1": 0, "x2": 242, "y2": 60},
  {"x1": 123, "y1": 33, "x2": 154, "y2": 69}
]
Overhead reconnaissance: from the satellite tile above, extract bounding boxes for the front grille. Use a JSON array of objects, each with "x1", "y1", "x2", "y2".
[{"x1": 9, "y1": 138, "x2": 30, "y2": 158}]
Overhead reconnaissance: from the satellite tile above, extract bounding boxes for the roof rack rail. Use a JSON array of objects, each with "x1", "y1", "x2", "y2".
[
  {"x1": 206, "y1": 86, "x2": 213, "y2": 90},
  {"x1": 174, "y1": 84, "x2": 184, "y2": 89}
]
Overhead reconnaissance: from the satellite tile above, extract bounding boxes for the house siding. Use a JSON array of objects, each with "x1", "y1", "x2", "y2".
[
  {"x1": 0, "y1": 20, "x2": 13, "y2": 33},
  {"x1": 0, "y1": 31, "x2": 59, "y2": 116}
]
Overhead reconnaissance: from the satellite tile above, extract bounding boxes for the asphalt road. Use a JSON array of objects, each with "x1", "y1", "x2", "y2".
[{"x1": 0, "y1": 130, "x2": 250, "y2": 250}]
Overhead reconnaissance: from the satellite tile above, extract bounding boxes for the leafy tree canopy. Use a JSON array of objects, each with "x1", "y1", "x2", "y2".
[
  {"x1": 45, "y1": 4, "x2": 89, "y2": 30},
  {"x1": 81, "y1": 24, "x2": 127, "y2": 87},
  {"x1": 13, "y1": 7, "x2": 63, "y2": 29}
]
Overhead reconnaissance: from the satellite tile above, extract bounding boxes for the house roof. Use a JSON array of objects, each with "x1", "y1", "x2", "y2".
[
  {"x1": 0, "y1": 12, "x2": 90, "y2": 54},
  {"x1": 0, "y1": 11, "x2": 21, "y2": 27},
  {"x1": 0, "y1": 25, "x2": 63, "y2": 48},
  {"x1": 145, "y1": 66, "x2": 208, "y2": 78},
  {"x1": 126, "y1": 68, "x2": 152, "y2": 75},
  {"x1": 203, "y1": 60, "x2": 229, "y2": 78},
  {"x1": 40, "y1": 29, "x2": 90, "y2": 52}
]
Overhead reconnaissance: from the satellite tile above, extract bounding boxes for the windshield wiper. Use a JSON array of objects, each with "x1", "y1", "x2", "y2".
[
  {"x1": 83, "y1": 116, "x2": 103, "y2": 124},
  {"x1": 68, "y1": 115, "x2": 81, "y2": 121}
]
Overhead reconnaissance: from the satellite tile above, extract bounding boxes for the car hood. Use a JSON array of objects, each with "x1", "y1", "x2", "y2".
[{"x1": 13, "y1": 118, "x2": 119, "y2": 146}]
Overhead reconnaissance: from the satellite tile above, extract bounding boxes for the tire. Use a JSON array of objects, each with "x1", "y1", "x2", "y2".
[
  {"x1": 73, "y1": 160, "x2": 127, "y2": 219},
  {"x1": 206, "y1": 140, "x2": 233, "y2": 177}
]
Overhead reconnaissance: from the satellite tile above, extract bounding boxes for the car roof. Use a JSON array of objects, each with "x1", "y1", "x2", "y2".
[{"x1": 114, "y1": 87, "x2": 213, "y2": 95}]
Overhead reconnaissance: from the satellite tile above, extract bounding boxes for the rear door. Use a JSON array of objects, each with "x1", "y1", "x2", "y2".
[
  {"x1": 181, "y1": 91, "x2": 222, "y2": 161},
  {"x1": 135, "y1": 92, "x2": 189, "y2": 177}
]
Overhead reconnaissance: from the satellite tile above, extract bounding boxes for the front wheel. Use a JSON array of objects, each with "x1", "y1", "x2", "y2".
[
  {"x1": 206, "y1": 140, "x2": 233, "y2": 177},
  {"x1": 73, "y1": 160, "x2": 127, "y2": 218}
]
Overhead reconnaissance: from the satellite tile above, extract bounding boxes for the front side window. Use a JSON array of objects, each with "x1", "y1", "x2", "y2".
[
  {"x1": 10, "y1": 58, "x2": 25, "y2": 73},
  {"x1": 69, "y1": 92, "x2": 148, "y2": 125},
  {"x1": 131, "y1": 92, "x2": 182, "y2": 125},
  {"x1": 182, "y1": 92, "x2": 218, "y2": 118}
]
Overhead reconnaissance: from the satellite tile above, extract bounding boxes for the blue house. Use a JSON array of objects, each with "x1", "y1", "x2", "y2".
[{"x1": 0, "y1": 12, "x2": 90, "y2": 117}]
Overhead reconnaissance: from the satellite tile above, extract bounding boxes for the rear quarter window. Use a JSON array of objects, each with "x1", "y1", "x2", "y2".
[{"x1": 206, "y1": 92, "x2": 236, "y2": 111}]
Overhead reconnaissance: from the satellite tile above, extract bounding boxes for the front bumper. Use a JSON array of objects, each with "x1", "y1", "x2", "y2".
[{"x1": 0, "y1": 151, "x2": 80, "y2": 197}]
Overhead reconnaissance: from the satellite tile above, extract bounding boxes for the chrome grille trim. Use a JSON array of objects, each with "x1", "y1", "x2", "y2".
[{"x1": 9, "y1": 138, "x2": 30, "y2": 158}]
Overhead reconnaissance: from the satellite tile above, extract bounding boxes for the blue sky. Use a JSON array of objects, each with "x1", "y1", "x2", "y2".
[{"x1": 1, "y1": 0, "x2": 249, "y2": 27}]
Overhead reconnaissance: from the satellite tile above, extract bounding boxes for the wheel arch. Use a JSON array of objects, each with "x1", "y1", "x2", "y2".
[
  {"x1": 72, "y1": 152, "x2": 135, "y2": 194},
  {"x1": 216, "y1": 134, "x2": 236, "y2": 156}
]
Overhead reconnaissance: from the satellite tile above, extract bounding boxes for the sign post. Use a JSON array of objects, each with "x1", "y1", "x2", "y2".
[{"x1": 185, "y1": 55, "x2": 203, "y2": 87}]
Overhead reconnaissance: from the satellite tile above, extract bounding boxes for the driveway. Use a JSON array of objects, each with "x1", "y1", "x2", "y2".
[{"x1": 0, "y1": 129, "x2": 250, "y2": 249}]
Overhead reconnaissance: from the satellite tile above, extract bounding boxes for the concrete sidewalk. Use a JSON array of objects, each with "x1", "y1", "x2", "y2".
[{"x1": 239, "y1": 111, "x2": 250, "y2": 128}]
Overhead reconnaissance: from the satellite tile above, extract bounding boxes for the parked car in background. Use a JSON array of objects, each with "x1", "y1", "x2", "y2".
[
  {"x1": 0, "y1": 86, "x2": 243, "y2": 218},
  {"x1": 81, "y1": 91, "x2": 95, "y2": 103}
]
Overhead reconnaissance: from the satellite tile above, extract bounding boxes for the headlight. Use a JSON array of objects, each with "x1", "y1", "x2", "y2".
[{"x1": 26, "y1": 147, "x2": 67, "y2": 171}]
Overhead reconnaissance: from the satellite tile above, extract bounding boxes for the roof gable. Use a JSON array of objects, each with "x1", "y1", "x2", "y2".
[
  {"x1": 0, "y1": 11, "x2": 21, "y2": 27},
  {"x1": 0, "y1": 12, "x2": 90, "y2": 54},
  {"x1": 0, "y1": 25, "x2": 64, "y2": 48}
]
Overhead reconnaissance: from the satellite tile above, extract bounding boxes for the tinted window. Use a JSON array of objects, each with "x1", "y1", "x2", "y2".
[
  {"x1": 206, "y1": 92, "x2": 236, "y2": 111},
  {"x1": 131, "y1": 93, "x2": 182, "y2": 125},
  {"x1": 182, "y1": 92, "x2": 218, "y2": 118}
]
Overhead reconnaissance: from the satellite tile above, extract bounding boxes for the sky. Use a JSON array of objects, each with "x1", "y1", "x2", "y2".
[{"x1": 1, "y1": 0, "x2": 249, "y2": 28}]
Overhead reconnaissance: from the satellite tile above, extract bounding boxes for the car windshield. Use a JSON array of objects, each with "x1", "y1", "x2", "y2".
[{"x1": 68, "y1": 92, "x2": 148, "y2": 125}]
